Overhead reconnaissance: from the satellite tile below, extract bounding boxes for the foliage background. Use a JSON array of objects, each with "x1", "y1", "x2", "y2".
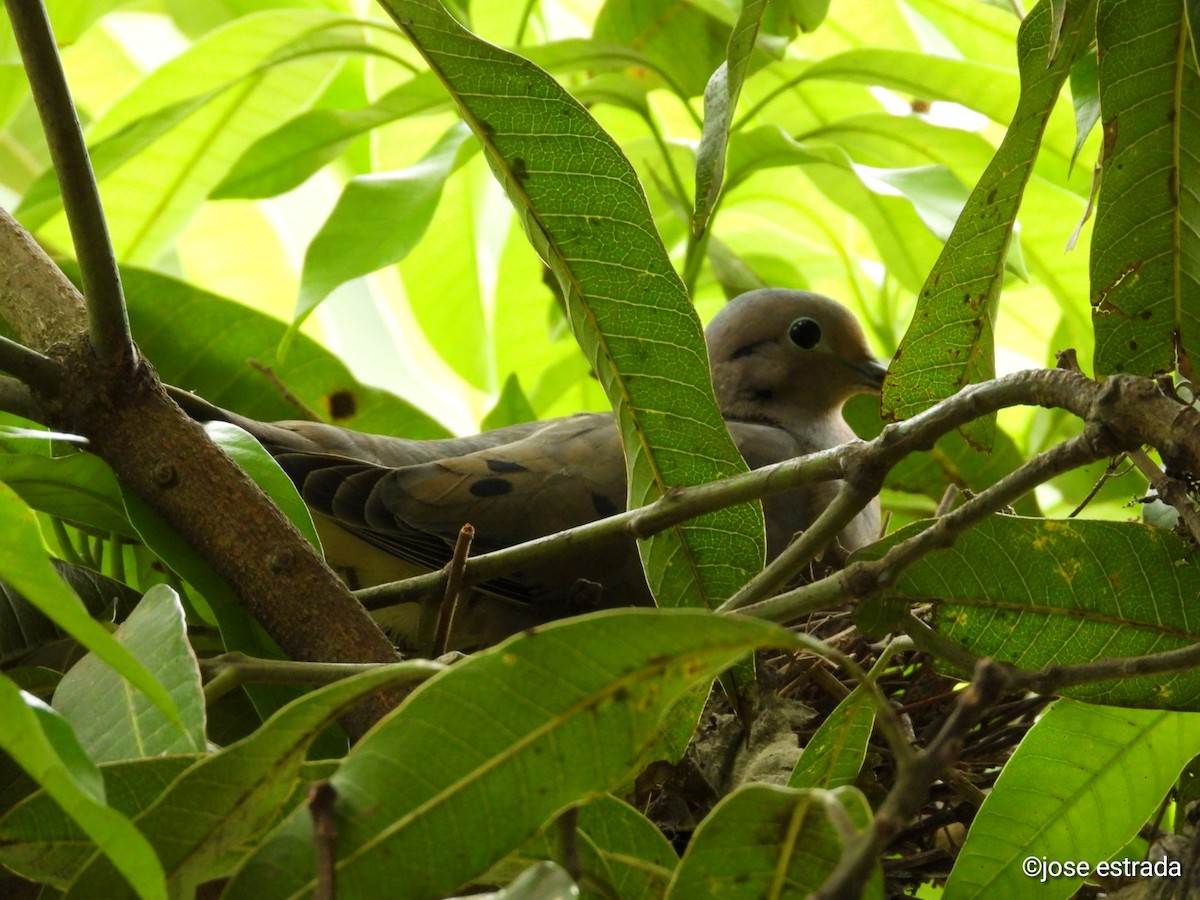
[
  {"x1": 0, "y1": 0, "x2": 1124, "y2": 522},
  {"x1": 4, "y1": 0, "x2": 1197, "y2": 898}
]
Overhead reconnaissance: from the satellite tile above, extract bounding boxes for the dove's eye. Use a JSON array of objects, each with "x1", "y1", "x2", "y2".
[{"x1": 788, "y1": 317, "x2": 821, "y2": 349}]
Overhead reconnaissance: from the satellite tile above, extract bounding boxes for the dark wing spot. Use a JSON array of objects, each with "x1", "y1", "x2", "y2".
[
  {"x1": 326, "y1": 390, "x2": 356, "y2": 420},
  {"x1": 486, "y1": 458, "x2": 528, "y2": 474},
  {"x1": 591, "y1": 491, "x2": 618, "y2": 517},
  {"x1": 470, "y1": 477, "x2": 513, "y2": 497}
]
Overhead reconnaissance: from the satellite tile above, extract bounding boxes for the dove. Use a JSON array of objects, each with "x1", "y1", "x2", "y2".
[{"x1": 174, "y1": 289, "x2": 886, "y2": 649}]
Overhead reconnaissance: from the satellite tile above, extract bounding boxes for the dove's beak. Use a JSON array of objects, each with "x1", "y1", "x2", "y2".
[{"x1": 853, "y1": 358, "x2": 889, "y2": 392}]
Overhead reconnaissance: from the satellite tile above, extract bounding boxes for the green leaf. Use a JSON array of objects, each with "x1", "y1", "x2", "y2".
[
  {"x1": 53, "y1": 585, "x2": 205, "y2": 763},
  {"x1": 204, "y1": 421, "x2": 321, "y2": 549},
  {"x1": 1068, "y1": 50, "x2": 1100, "y2": 167},
  {"x1": 788, "y1": 686, "x2": 874, "y2": 790},
  {"x1": 663, "y1": 783, "x2": 881, "y2": 899},
  {"x1": 593, "y1": 0, "x2": 731, "y2": 98},
  {"x1": 0, "y1": 678, "x2": 166, "y2": 899},
  {"x1": 115, "y1": 419, "x2": 319, "y2": 723},
  {"x1": 867, "y1": 517, "x2": 1200, "y2": 709},
  {"x1": 24, "y1": 11, "x2": 363, "y2": 263},
  {"x1": 115, "y1": 265, "x2": 447, "y2": 437},
  {"x1": 214, "y1": 39, "x2": 662, "y2": 200},
  {"x1": 294, "y1": 120, "x2": 476, "y2": 329},
  {"x1": 64, "y1": 661, "x2": 441, "y2": 898},
  {"x1": 575, "y1": 794, "x2": 677, "y2": 900},
  {"x1": 0, "y1": 755, "x2": 199, "y2": 887},
  {"x1": 376, "y1": 0, "x2": 765, "y2": 611},
  {"x1": 224, "y1": 610, "x2": 796, "y2": 898},
  {"x1": 726, "y1": 129, "x2": 943, "y2": 293},
  {"x1": 804, "y1": 49, "x2": 1020, "y2": 128},
  {"x1": 481, "y1": 372, "x2": 538, "y2": 431},
  {"x1": 0, "y1": 450, "x2": 133, "y2": 537},
  {"x1": 0, "y1": 561, "x2": 141, "y2": 668},
  {"x1": 944, "y1": 700, "x2": 1200, "y2": 898},
  {"x1": 0, "y1": 484, "x2": 182, "y2": 731},
  {"x1": 881, "y1": 0, "x2": 1096, "y2": 447},
  {"x1": 693, "y1": 0, "x2": 768, "y2": 236},
  {"x1": 117, "y1": 424, "x2": 319, "y2": 723},
  {"x1": 1091, "y1": 0, "x2": 1200, "y2": 376}
]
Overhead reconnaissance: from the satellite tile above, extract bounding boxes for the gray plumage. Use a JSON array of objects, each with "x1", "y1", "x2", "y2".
[{"x1": 179, "y1": 289, "x2": 885, "y2": 647}]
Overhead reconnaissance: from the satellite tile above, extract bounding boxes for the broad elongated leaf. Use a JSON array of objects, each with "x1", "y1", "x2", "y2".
[
  {"x1": 863, "y1": 516, "x2": 1200, "y2": 709},
  {"x1": 224, "y1": 610, "x2": 796, "y2": 898},
  {"x1": 214, "y1": 39, "x2": 665, "y2": 200},
  {"x1": 1091, "y1": 0, "x2": 1200, "y2": 376},
  {"x1": 114, "y1": 265, "x2": 447, "y2": 437},
  {"x1": 726, "y1": 128, "x2": 943, "y2": 293},
  {"x1": 63, "y1": 661, "x2": 441, "y2": 898},
  {"x1": 945, "y1": 700, "x2": 1200, "y2": 899},
  {"x1": 881, "y1": 0, "x2": 1096, "y2": 447},
  {"x1": 0, "y1": 450, "x2": 132, "y2": 537},
  {"x1": 576, "y1": 794, "x2": 677, "y2": 900},
  {"x1": 119, "y1": 422, "x2": 320, "y2": 723},
  {"x1": 23, "y1": 11, "x2": 360, "y2": 263},
  {"x1": 593, "y1": 0, "x2": 731, "y2": 98},
  {"x1": 788, "y1": 686, "x2": 874, "y2": 790},
  {"x1": 0, "y1": 678, "x2": 166, "y2": 899},
  {"x1": 663, "y1": 784, "x2": 881, "y2": 899},
  {"x1": 295, "y1": 121, "x2": 476, "y2": 320},
  {"x1": 375, "y1": 0, "x2": 765, "y2": 610},
  {"x1": 53, "y1": 586, "x2": 205, "y2": 763},
  {"x1": 0, "y1": 757, "x2": 197, "y2": 888},
  {"x1": 0, "y1": 484, "x2": 181, "y2": 730},
  {"x1": 693, "y1": 0, "x2": 768, "y2": 236}
]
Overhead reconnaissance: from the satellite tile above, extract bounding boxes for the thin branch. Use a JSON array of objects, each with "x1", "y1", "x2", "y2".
[
  {"x1": 3, "y1": 0, "x2": 133, "y2": 366},
  {"x1": 200, "y1": 652, "x2": 444, "y2": 705},
  {"x1": 0, "y1": 334, "x2": 64, "y2": 391},
  {"x1": 725, "y1": 428, "x2": 1112, "y2": 622},
  {"x1": 308, "y1": 781, "x2": 338, "y2": 900},
  {"x1": 356, "y1": 447, "x2": 847, "y2": 611}
]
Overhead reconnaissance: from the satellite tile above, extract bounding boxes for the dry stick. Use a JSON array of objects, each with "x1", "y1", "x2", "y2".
[
  {"x1": 432, "y1": 524, "x2": 474, "y2": 657},
  {"x1": 2, "y1": 0, "x2": 132, "y2": 366},
  {"x1": 307, "y1": 781, "x2": 338, "y2": 900},
  {"x1": 814, "y1": 658, "x2": 1009, "y2": 900}
]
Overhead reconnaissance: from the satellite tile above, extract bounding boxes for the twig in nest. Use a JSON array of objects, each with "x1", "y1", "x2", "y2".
[
  {"x1": 433, "y1": 523, "x2": 474, "y2": 656},
  {"x1": 308, "y1": 780, "x2": 338, "y2": 900}
]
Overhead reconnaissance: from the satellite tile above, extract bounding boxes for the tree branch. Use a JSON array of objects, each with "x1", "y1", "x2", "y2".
[
  {"x1": 0, "y1": 337, "x2": 62, "y2": 393},
  {"x1": 728, "y1": 427, "x2": 1111, "y2": 621},
  {"x1": 2, "y1": 0, "x2": 132, "y2": 366}
]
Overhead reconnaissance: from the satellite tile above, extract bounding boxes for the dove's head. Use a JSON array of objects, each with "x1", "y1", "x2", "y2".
[{"x1": 706, "y1": 289, "x2": 886, "y2": 425}]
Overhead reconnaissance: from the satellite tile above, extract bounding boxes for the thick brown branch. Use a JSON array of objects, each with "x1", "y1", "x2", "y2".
[{"x1": 0, "y1": 211, "x2": 402, "y2": 741}]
